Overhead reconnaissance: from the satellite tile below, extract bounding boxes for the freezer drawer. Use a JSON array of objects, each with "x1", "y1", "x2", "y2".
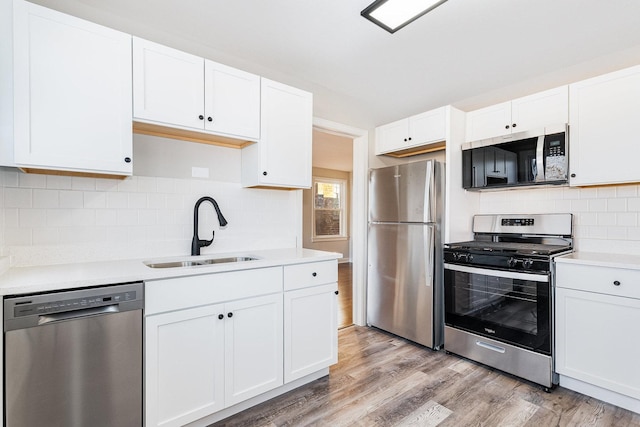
[{"x1": 367, "y1": 223, "x2": 436, "y2": 348}]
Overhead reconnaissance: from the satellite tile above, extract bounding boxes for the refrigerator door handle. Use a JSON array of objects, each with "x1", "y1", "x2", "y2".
[
  {"x1": 425, "y1": 227, "x2": 434, "y2": 287},
  {"x1": 424, "y1": 160, "x2": 435, "y2": 222}
]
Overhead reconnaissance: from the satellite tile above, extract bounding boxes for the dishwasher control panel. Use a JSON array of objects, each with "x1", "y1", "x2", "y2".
[
  {"x1": 12, "y1": 290, "x2": 137, "y2": 318},
  {"x1": 4, "y1": 282, "x2": 143, "y2": 331}
]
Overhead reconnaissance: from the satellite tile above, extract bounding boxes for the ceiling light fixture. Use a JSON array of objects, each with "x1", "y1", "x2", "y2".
[{"x1": 361, "y1": 0, "x2": 448, "y2": 33}]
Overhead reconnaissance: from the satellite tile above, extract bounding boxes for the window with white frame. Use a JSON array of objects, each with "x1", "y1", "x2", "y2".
[{"x1": 312, "y1": 177, "x2": 347, "y2": 241}]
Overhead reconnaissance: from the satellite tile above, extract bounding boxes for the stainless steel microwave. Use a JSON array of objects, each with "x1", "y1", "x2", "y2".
[{"x1": 462, "y1": 124, "x2": 568, "y2": 190}]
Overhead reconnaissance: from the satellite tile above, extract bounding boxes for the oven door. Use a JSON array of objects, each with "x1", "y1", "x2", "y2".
[{"x1": 444, "y1": 263, "x2": 551, "y2": 355}]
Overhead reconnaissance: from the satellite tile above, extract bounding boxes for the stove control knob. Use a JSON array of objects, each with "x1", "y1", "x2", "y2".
[
  {"x1": 507, "y1": 257, "x2": 517, "y2": 268},
  {"x1": 453, "y1": 252, "x2": 462, "y2": 261},
  {"x1": 522, "y1": 258, "x2": 534, "y2": 269},
  {"x1": 466, "y1": 254, "x2": 474, "y2": 263}
]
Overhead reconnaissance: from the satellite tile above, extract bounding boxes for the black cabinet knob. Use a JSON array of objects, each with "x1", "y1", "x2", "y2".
[
  {"x1": 124, "y1": 157, "x2": 131, "y2": 163},
  {"x1": 228, "y1": 312, "x2": 233, "y2": 318},
  {"x1": 505, "y1": 125, "x2": 510, "y2": 129},
  {"x1": 312, "y1": 272, "x2": 317, "y2": 277},
  {"x1": 403, "y1": 138, "x2": 408, "y2": 142},
  {"x1": 335, "y1": 291, "x2": 339, "y2": 295},
  {"x1": 207, "y1": 117, "x2": 213, "y2": 122},
  {"x1": 570, "y1": 173, "x2": 576, "y2": 178},
  {"x1": 218, "y1": 314, "x2": 224, "y2": 320},
  {"x1": 512, "y1": 123, "x2": 517, "y2": 128},
  {"x1": 408, "y1": 137, "x2": 412, "y2": 141},
  {"x1": 198, "y1": 115, "x2": 204, "y2": 120},
  {"x1": 263, "y1": 171, "x2": 268, "y2": 176},
  {"x1": 614, "y1": 280, "x2": 621, "y2": 286}
]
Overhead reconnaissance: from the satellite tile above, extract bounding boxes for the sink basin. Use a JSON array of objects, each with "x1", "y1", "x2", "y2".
[{"x1": 144, "y1": 256, "x2": 259, "y2": 269}]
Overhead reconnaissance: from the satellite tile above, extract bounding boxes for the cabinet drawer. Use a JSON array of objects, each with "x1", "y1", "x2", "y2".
[
  {"x1": 145, "y1": 267, "x2": 283, "y2": 315},
  {"x1": 556, "y1": 263, "x2": 640, "y2": 300},
  {"x1": 283, "y1": 261, "x2": 337, "y2": 291}
]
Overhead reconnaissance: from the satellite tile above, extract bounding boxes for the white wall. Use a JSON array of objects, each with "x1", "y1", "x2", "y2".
[
  {"x1": 477, "y1": 184, "x2": 640, "y2": 254},
  {"x1": 0, "y1": 135, "x2": 300, "y2": 267}
]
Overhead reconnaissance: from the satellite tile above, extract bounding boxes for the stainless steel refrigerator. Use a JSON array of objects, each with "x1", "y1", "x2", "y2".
[{"x1": 367, "y1": 159, "x2": 443, "y2": 350}]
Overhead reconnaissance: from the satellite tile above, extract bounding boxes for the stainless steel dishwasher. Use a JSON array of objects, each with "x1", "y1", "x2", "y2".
[{"x1": 4, "y1": 282, "x2": 143, "y2": 427}]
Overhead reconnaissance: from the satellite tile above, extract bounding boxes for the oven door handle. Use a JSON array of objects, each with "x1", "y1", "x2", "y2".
[{"x1": 444, "y1": 263, "x2": 549, "y2": 282}]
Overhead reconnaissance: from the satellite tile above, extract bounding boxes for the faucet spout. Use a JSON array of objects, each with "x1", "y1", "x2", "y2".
[{"x1": 191, "y1": 196, "x2": 228, "y2": 256}]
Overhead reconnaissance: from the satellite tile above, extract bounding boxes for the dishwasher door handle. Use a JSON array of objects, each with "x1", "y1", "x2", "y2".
[{"x1": 38, "y1": 304, "x2": 120, "y2": 325}]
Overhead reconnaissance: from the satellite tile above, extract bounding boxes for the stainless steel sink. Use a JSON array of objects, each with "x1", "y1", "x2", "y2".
[{"x1": 144, "y1": 256, "x2": 259, "y2": 269}]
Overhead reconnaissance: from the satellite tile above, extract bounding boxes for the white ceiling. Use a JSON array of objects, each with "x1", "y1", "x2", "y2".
[{"x1": 32, "y1": 0, "x2": 640, "y2": 127}]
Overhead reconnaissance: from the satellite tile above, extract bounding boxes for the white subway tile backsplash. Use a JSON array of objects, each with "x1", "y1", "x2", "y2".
[
  {"x1": 107, "y1": 192, "x2": 128, "y2": 209},
  {"x1": 18, "y1": 173, "x2": 46, "y2": 189},
  {"x1": 84, "y1": 192, "x2": 107, "y2": 209},
  {"x1": 597, "y1": 213, "x2": 616, "y2": 226},
  {"x1": 618, "y1": 213, "x2": 638, "y2": 227},
  {"x1": 5, "y1": 188, "x2": 32, "y2": 208},
  {"x1": 71, "y1": 177, "x2": 96, "y2": 191},
  {"x1": 570, "y1": 199, "x2": 589, "y2": 212},
  {"x1": 19, "y1": 209, "x2": 47, "y2": 227},
  {"x1": 2, "y1": 174, "x2": 298, "y2": 265},
  {"x1": 46, "y1": 175, "x2": 72, "y2": 190},
  {"x1": 607, "y1": 198, "x2": 627, "y2": 212},
  {"x1": 588, "y1": 199, "x2": 607, "y2": 212},
  {"x1": 628, "y1": 198, "x2": 640, "y2": 212},
  {"x1": 33, "y1": 189, "x2": 59, "y2": 208},
  {"x1": 59, "y1": 191, "x2": 84, "y2": 208},
  {"x1": 617, "y1": 185, "x2": 638, "y2": 198}
]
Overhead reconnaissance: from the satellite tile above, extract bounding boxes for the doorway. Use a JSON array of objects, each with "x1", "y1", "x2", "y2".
[{"x1": 304, "y1": 129, "x2": 354, "y2": 327}]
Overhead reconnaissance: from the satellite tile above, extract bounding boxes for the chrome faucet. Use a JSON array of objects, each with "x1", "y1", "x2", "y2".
[{"x1": 191, "y1": 196, "x2": 228, "y2": 256}]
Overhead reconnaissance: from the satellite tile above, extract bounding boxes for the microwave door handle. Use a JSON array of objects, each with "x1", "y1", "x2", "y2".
[{"x1": 535, "y1": 136, "x2": 545, "y2": 182}]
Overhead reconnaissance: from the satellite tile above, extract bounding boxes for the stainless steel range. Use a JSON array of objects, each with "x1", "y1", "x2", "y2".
[{"x1": 443, "y1": 213, "x2": 573, "y2": 390}]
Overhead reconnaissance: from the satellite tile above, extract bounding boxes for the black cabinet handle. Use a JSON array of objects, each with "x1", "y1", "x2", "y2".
[
  {"x1": 505, "y1": 125, "x2": 510, "y2": 129},
  {"x1": 198, "y1": 115, "x2": 204, "y2": 120},
  {"x1": 512, "y1": 123, "x2": 517, "y2": 128},
  {"x1": 207, "y1": 117, "x2": 213, "y2": 122},
  {"x1": 570, "y1": 173, "x2": 576, "y2": 178},
  {"x1": 218, "y1": 314, "x2": 224, "y2": 320},
  {"x1": 124, "y1": 157, "x2": 131, "y2": 163},
  {"x1": 228, "y1": 312, "x2": 233, "y2": 318},
  {"x1": 263, "y1": 171, "x2": 268, "y2": 176},
  {"x1": 614, "y1": 280, "x2": 621, "y2": 286},
  {"x1": 408, "y1": 137, "x2": 412, "y2": 141},
  {"x1": 312, "y1": 272, "x2": 317, "y2": 277},
  {"x1": 403, "y1": 138, "x2": 408, "y2": 142},
  {"x1": 335, "y1": 291, "x2": 339, "y2": 295}
]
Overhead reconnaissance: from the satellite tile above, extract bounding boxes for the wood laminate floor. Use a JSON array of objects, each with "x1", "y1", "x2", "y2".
[
  {"x1": 338, "y1": 262, "x2": 353, "y2": 329},
  {"x1": 214, "y1": 326, "x2": 640, "y2": 427}
]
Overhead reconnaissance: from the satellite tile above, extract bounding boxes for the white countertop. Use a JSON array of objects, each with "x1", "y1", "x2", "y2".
[
  {"x1": 555, "y1": 251, "x2": 640, "y2": 270},
  {"x1": 0, "y1": 248, "x2": 342, "y2": 295}
]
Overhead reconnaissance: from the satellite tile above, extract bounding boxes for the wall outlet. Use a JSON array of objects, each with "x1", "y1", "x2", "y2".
[{"x1": 192, "y1": 167, "x2": 210, "y2": 178}]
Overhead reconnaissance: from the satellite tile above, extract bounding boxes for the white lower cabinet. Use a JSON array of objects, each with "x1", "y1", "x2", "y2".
[
  {"x1": 145, "y1": 304, "x2": 225, "y2": 427},
  {"x1": 284, "y1": 283, "x2": 338, "y2": 383},
  {"x1": 144, "y1": 260, "x2": 339, "y2": 426},
  {"x1": 555, "y1": 259, "x2": 640, "y2": 411},
  {"x1": 146, "y1": 293, "x2": 283, "y2": 427}
]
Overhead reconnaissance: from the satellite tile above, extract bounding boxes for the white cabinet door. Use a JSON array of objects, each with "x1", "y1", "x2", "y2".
[
  {"x1": 465, "y1": 101, "x2": 512, "y2": 141},
  {"x1": 204, "y1": 60, "x2": 260, "y2": 140},
  {"x1": 465, "y1": 86, "x2": 568, "y2": 142},
  {"x1": 11, "y1": 0, "x2": 132, "y2": 175},
  {"x1": 511, "y1": 86, "x2": 568, "y2": 132},
  {"x1": 374, "y1": 107, "x2": 446, "y2": 155},
  {"x1": 569, "y1": 65, "x2": 640, "y2": 186},
  {"x1": 224, "y1": 293, "x2": 283, "y2": 406},
  {"x1": 145, "y1": 304, "x2": 225, "y2": 427},
  {"x1": 375, "y1": 118, "x2": 408, "y2": 154},
  {"x1": 556, "y1": 287, "x2": 640, "y2": 400},
  {"x1": 242, "y1": 78, "x2": 312, "y2": 188},
  {"x1": 284, "y1": 283, "x2": 338, "y2": 383},
  {"x1": 408, "y1": 107, "x2": 447, "y2": 148},
  {"x1": 132, "y1": 37, "x2": 204, "y2": 130}
]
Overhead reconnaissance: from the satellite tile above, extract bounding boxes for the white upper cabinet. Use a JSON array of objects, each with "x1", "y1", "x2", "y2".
[
  {"x1": 465, "y1": 86, "x2": 568, "y2": 142},
  {"x1": 569, "y1": 65, "x2": 640, "y2": 186},
  {"x1": 375, "y1": 107, "x2": 446, "y2": 155},
  {"x1": 1, "y1": 0, "x2": 133, "y2": 176},
  {"x1": 242, "y1": 78, "x2": 313, "y2": 189},
  {"x1": 133, "y1": 37, "x2": 260, "y2": 141}
]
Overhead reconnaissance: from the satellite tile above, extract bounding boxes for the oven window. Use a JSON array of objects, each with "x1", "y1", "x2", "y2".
[{"x1": 444, "y1": 268, "x2": 550, "y2": 354}]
